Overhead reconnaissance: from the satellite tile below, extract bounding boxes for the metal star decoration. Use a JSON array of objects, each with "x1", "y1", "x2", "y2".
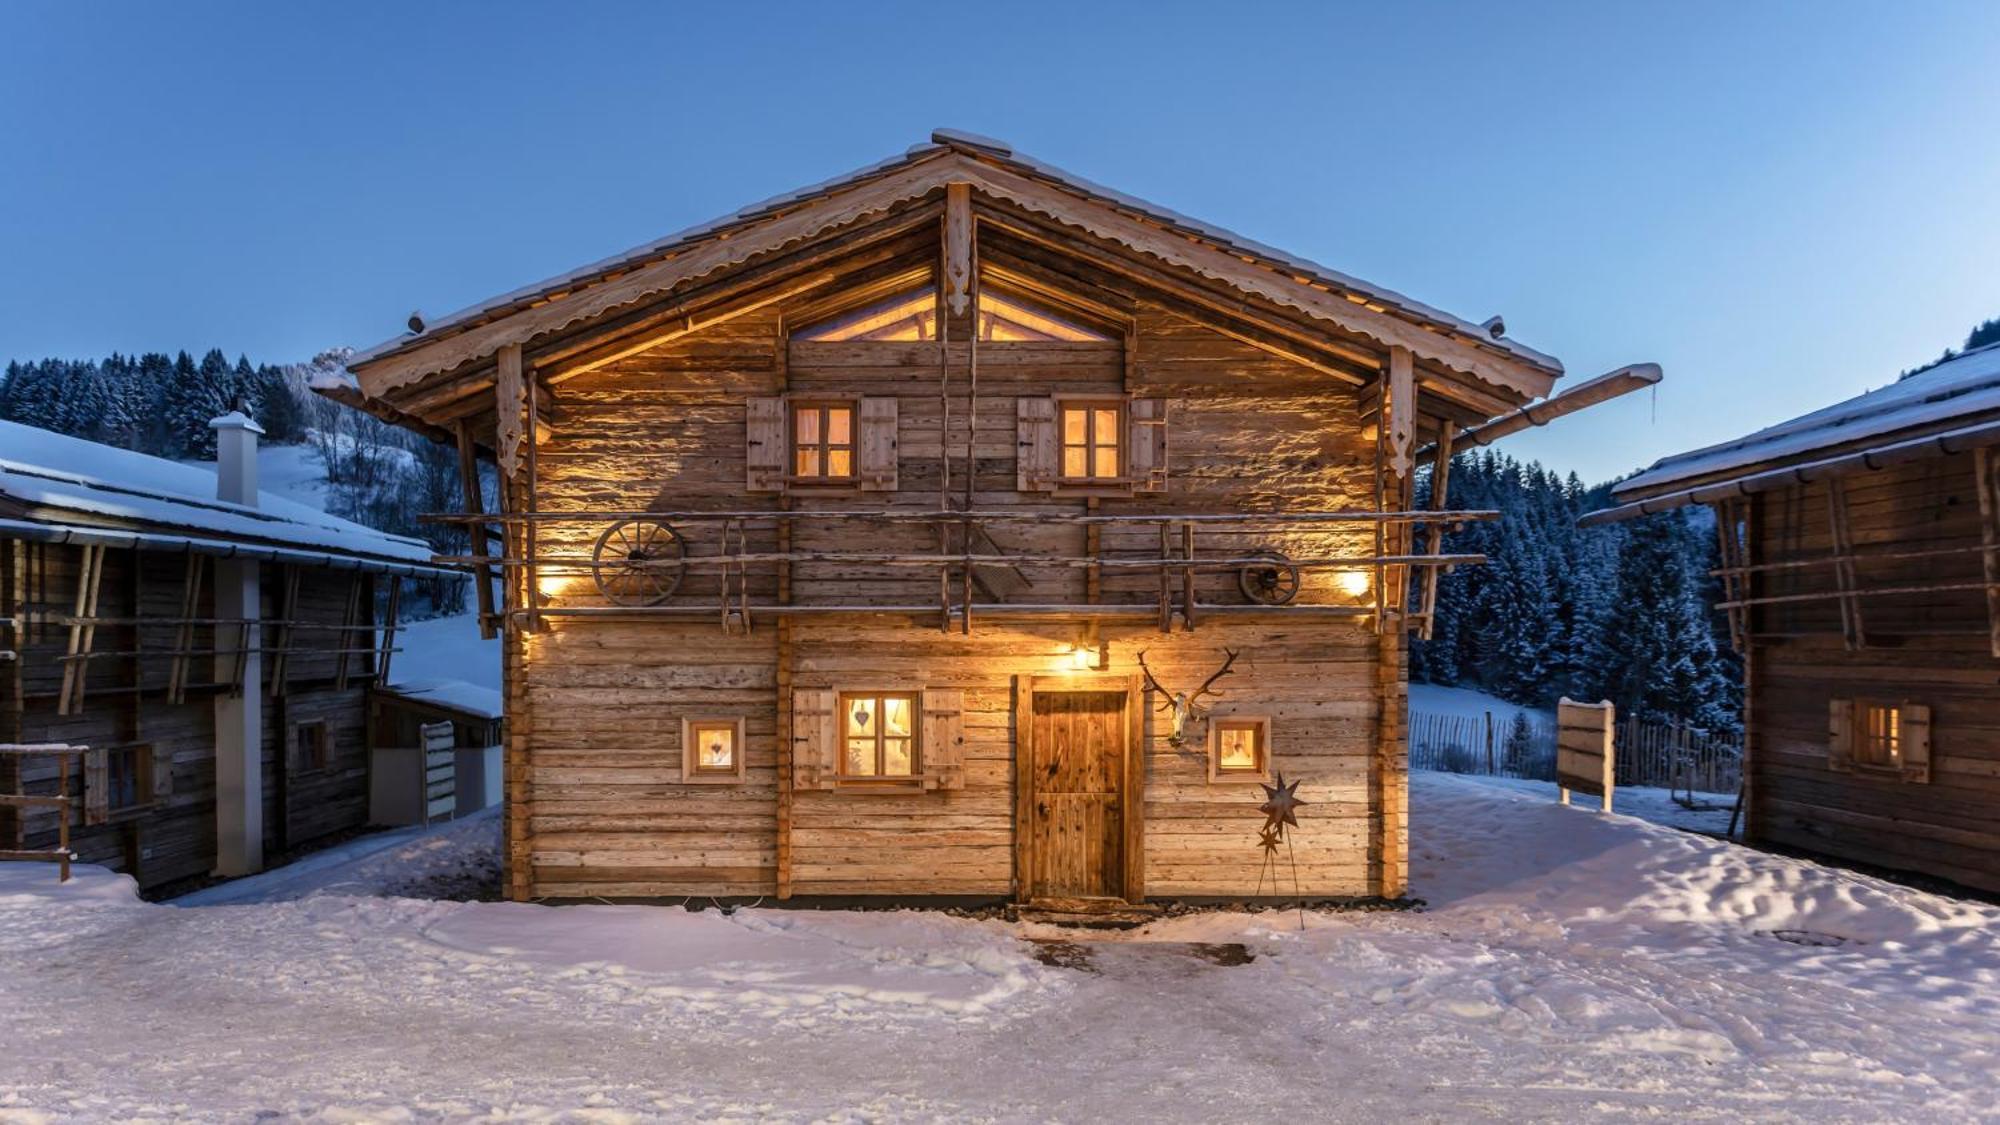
[
  {"x1": 1258, "y1": 771, "x2": 1307, "y2": 834},
  {"x1": 1256, "y1": 824, "x2": 1283, "y2": 857}
]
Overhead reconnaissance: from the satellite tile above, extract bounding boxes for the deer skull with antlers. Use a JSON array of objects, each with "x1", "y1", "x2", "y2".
[{"x1": 1137, "y1": 649, "x2": 1239, "y2": 748}]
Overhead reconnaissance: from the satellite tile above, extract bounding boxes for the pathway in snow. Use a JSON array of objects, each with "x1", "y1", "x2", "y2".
[{"x1": 1, "y1": 775, "x2": 1994, "y2": 1120}]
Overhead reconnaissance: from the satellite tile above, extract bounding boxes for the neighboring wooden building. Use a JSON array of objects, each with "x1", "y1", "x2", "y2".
[
  {"x1": 1591, "y1": 341, "x2": 2000, "y2": 894},
  {"x1": 0, "y1": 415, "x2": 439, "y2": 891},
  {"x1": 335, "y1": 130, "x2": 1647, "y2": 909}
]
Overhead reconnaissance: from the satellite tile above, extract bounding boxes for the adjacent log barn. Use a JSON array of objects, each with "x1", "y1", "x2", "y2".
[
  {"x1": 0, "y1": 415, "x2": 439, "y2": 891},
  {"x1": 1591, "y1": 341, "x2": 2000, "y2": 894},
  {"x1": 337, "y1": 130, "x2": 1642, "y2": 909}
]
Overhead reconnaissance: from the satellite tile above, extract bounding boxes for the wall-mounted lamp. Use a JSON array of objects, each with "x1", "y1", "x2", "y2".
[
  {"x1": 1337, "y1": 569, "x2": 1372, "y2": 599},
  {"x1": 1067, "y1": 624, "x2": 1108, "y2": 671}
]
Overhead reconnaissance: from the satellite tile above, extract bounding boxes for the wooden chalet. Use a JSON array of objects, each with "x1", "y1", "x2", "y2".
[
  {"x1": 1590, "y1": 341, "x2": 2000, "y2": 894},
  {"x1": 0, "y1": 415, "x2": 441, "y2": 890},
  {"x1": 335, "y1": 130, "x2": 1652, "y2": 908}
]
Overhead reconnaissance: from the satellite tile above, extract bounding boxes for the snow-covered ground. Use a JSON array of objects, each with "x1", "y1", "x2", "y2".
[
  {"x1": 2, "y1": 774, "x2": 1993, "y2": 1120},
  {"x1": 1457, "y1": 773, "x2": 1738, "y2": 836}
]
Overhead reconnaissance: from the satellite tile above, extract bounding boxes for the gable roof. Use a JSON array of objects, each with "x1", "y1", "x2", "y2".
[
  {"x1": 1586, "y1": 342, "x2": 2000, "y2": 524},
  {"x1": 0, "y1": 420, "x2": 435, "y2": 570},
  {"x1": 346, "y1": 130, "x2": 1563, "y2": 401}
]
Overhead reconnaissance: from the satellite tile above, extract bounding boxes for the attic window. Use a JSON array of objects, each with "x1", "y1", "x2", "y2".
[{"x1": 795, "y1": 285, "x2": 1110, "y2": 342}]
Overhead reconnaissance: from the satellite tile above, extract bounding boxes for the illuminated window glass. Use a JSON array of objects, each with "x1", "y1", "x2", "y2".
[
  {"x1": 1210, "y1": 718, "x2": 1270, "y2": 782},
  {"x1": 1857, "y1": 702, "x2": 1902, "y2": 769},
  {"x1": 1059, "y1": 401, "x2": 1123, "y2": 482},
  {"x1": 841, "y1": 692, "x2": 919, "y2": 778},
  {"x1": 690, "y1": 721, "x2": 738, "y2": 776},
  {"x1": 792, "y1": 402, "x2": 856, "y2": 482}
]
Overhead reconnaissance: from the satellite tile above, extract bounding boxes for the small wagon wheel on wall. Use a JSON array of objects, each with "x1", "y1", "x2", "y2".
[
  {"x1": 1238, "y1": 550, "x2": 1301, "y2": 606},
  {"x1": 591, "y1": 520, "x2": 687, "y2": 606}
]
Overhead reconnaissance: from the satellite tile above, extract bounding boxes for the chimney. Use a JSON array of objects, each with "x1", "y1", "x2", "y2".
[{"x1": 209, "y1": 407, "x2": 264, "y2": 506}]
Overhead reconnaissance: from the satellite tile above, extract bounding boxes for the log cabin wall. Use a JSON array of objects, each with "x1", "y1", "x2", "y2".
[
  {"x1": 0, "y1": 539, "x2": 377, "y2": 891},
  {"x1": 519, "y1": 298, "x2": 1401, "y2": 901},
  {"x1": 1745, "y1": 451, "x2": 2000, "y2": 893}
]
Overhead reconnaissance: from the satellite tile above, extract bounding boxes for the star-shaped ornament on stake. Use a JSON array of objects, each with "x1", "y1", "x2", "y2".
[
  {"x1": 1256, "y1": 824, "x2": 1283, "y2": 857},
  {"x1": 1257, "y1": 771, "x2": 1307, "y2": 834}
]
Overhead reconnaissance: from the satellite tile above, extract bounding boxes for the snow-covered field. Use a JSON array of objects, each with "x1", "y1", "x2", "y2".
[{"x1": 2, "y1": 774, "x2": 1993, "y2": 1121}]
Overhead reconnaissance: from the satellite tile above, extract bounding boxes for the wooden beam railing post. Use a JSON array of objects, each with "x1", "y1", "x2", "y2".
[
  {"x1": 456, "y1": 419, "x2": 498, "y2": 641},
  {"x1": 1825, "y1": 478, "x2": 1865, "y2": 650}
]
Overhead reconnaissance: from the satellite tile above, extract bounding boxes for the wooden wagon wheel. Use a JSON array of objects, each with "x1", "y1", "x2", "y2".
[
  {"x1": 1238, "y1": 550, "x2": 1301, "y2": 606},
  {"x1": 591, "y1": 520, "x2": 686, "y2": 606}
]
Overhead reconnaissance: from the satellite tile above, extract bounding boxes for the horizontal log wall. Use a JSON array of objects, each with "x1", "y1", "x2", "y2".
[
  {"x1": 521, "y1": 297, "x2": 1394, "y2": 900},
  {"x1": 1748, "y1": 453, "x2": 2000, "y2": 892}
]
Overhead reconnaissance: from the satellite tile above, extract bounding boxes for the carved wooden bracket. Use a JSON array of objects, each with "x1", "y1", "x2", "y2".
[
  {"x1": 1384, "y1": 345, "x2": 1416, "y2": 479},
  {"x1": 945, "y1": 182, "x2": 973, "y2": 317},
  {"x1": 496, "y1": 343, "x2": 526, "y2": 480}
]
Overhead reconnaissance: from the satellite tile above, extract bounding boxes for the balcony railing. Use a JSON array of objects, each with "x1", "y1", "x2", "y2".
[{"x1": 424, "y1": 507, "x2": 1496, "y2": 635}]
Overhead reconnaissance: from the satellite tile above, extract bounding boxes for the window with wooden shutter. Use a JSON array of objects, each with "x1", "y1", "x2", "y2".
[
  {"x1": 857, "y1": 396, "x2": 899, "y2": 492},
  {"x1": 1128, "y1": 397, "x2": 1169, "y2": 492},
  {"x1": 921, "y1": 689, "x2": 966, "y2": 790},
  {"x1": 1017, "y1": 396, "x2": 1058, "y2": 492},
  {"x1": 1828, "y1": 698, "x2": 1854, "y2": 772},
  {"x1": 746, "y1": 395, "x2": 786, "y2": 492},
  {"x1": 791, "y1": 689, "x2": 837, "y2": 791},
  {"x1": 152, "y1": 745, "x2": 174, "y2": 803},
  {"x1": 1901, "y1": 703, "x2": 1932, "y2": 783}
]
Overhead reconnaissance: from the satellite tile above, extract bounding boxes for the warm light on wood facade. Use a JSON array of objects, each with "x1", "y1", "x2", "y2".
[{"x1": 337, "y1": 132, "x2": 1607, "y2": 909}]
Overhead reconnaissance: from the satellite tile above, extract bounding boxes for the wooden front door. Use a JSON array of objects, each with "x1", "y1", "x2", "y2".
[{"x1": 1025, "y1": 689, "x2": 1131, "y2": 902}]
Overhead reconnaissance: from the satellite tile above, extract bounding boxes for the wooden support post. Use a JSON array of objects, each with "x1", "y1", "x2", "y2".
[
  {"x1": 333, "y1": 574, "x2": 363, "y2": 692},
  {"x1": 1977, "y1": 447, "x2": 2000, "y2": 659},
  {"x1": 1417, "y1": 424, "x2": 1455, "y2": 640},
  {"x1": 1825, "y1": 477, "x2": 1865, "y2": 650},
  {"x1": 1157, "y1": 520, "x2": 1173, "y2": 633},
  {"x1": 167, "y1": 553, "x2": 205, "y2": 704},
  {"x1": 524, "y1": 354, "x2": 543, "y2": 633},
  {"x1": 267, "y1": 565, "x2": 301, "y2": 698},
  {"x1": 456, "y1": 419, "x2": 498, "y2": 641},
  {"x1": 58, "y1": 544, "x2": 105, "y2": 716},
  {"x1": 377, "y1": 577, "x2": 402, "y2": 684}
]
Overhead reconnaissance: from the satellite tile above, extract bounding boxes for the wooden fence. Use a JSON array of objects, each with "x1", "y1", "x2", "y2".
[{"x1": 1408, "y1": 708, "x2": 1741, "y2": 794}]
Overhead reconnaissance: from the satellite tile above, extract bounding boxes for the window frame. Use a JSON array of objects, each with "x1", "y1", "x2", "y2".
[
  {"x1": 788, "y1": 398, "x2": 860, "y2": 485},
  {"x1": 1056, "y1": 395, "x2": 1128, "y2": 485},
  {"x1": 836, "y1": 690, "x2": 924, "y2": 785},
  {"x1": 104, "y1": 743, "x2": 152, "y2": 814},
  {"x1": 1208, "y1": 715, "x2": 1272, "y2": 784},
  {"x1": 293, "y1": 719, "x2": 331, "y2": 775},
  {"x1": 681, "y1": 716, "x2": 748, "y2": 785}
]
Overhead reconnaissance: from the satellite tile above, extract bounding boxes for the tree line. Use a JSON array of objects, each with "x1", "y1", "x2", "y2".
[{"x1": 1414, "y1": 450, "x2": 1742, "y2": 735}]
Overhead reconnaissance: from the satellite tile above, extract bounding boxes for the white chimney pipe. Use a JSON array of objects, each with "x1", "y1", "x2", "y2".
[
  {"x1": 209, "y1": 409, "x2": 264, "y2": 506},
  {"x1": 207, "y1": 407, "x2": 265, "y2": 875}
]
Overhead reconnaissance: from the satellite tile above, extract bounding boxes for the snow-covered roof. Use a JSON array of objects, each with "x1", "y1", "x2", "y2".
[
  {"x1": 1614, "y1": 342, "x2": 2000, "y2": 500},
  {"x1": 381, "y1": 678, "x2": 504, "y2": 721},
  {"x1": 350, "y1": 129, "x2": 1560, "y2": 376},
  {"x1": 0, "y1": 420, "x2": 435, "y2": 568}
]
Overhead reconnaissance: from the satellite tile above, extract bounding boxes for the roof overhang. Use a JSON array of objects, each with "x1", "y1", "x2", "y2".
[
  {"x1": 0, "y1": 516, "x2": 456, "y2": 577},
  {"x1": 346, "y1": 132, "x2": 1564, "y2": 411}
]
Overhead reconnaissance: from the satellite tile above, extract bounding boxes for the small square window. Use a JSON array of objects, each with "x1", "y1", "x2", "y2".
[
  {"x1": 1058, "y1": 399, "x2": 1124, "y2": 483},
  {"x1": 839, "y1": 692, "x2": 920, "y2": 780},
  {"x1": 682, "y1": 718, "x2": 746, "y2": 784},
  {"x1": 792, "y1": 402, "x2": 856, "y2": 483},
  {"x1": 1208, "y1": 717, "x2": 1270, "y2": 783},
  {"x1": 293, "y1": 721, "x2": 331, "y2": 773}
]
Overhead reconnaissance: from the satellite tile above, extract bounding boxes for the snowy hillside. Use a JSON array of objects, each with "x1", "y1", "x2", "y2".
[{"x1": 1, "y1": 774, "x2": 1992, "y2": 1119}]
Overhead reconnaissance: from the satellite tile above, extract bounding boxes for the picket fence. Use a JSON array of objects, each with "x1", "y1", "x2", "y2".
[{"x1": 1408, "y1": 708, "x2": 1742, "y2": 794}]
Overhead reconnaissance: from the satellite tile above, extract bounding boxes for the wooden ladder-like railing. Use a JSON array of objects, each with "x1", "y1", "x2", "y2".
[{"x1": 0, "y1": 743, "x2": 89, "y2": 882}]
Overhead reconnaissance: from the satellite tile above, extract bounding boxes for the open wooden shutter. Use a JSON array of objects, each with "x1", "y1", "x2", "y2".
[
  {"x1": 921, "y1": 689, "x2": 966, "y2": 791},
  {"x1": 151, "y1": 745, "x2": 174, "y2": 803},
  {"x1": 746, "y1": 396, "x2": 786, "y2": 492},
  {"x1": 1902, "y1": 702, "x2": 1932, "y2": 783},
  {"x1": 1016, "y1": 396, "x2": 1057, "y2": 492},
  {"x1": 857, "y1": 396, "x2": 899, "y2": 492},
  {"x1": 792, "y1": 689, "x2": 837, "y2": 791},
  {"x1": 1129, "y1": 397, "x2": 1169, "y2": 493},
  {"x1": 83, "y1": 749, "x2": 108, "y2": 826},
  {"x1": 1827, "y1": 698, "x2": 1853, "y2": 772}
]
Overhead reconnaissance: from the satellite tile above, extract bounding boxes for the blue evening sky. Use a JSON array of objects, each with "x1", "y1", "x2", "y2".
[{"x1": 4, "y1": 1, "x2": 1997, "y2": 481}]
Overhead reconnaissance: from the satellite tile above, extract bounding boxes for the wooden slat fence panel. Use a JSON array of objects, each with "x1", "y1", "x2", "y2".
[{"x1": 1409, "y1": 707, "x2": 1741, "y2": 793}]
